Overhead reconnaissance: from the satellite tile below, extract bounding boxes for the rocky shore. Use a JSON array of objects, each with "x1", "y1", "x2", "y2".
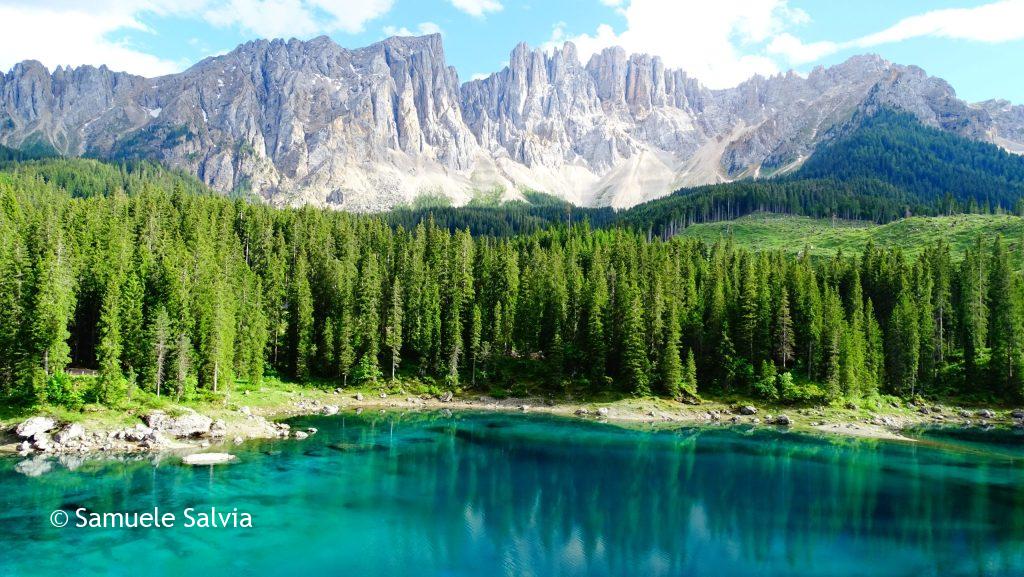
[{"x1": 4, "y1": 388, "x2": 1023, "y2": 476}]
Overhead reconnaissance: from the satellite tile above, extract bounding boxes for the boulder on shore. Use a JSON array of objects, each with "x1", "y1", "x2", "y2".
[
  {"x1": 15, "y1": 416, "x2": 56, "y2": 439},
  {"x1": 53, "y1": 423, "x2": 85, "y2": 444},
  {"x1": 439, "y1": 391, "x2": 454, "y2": 403},
  {"x1": 182, "y1": 453, "x2": 236, "y2": 465},
  {"x1": 738, "y1": 406, "x2": 758, "y2": 416},
  {"x1": 321, "y1": 405, "x2": 339, "y2": 416},
  {"x1": 145, "y1": 410, "x2": 213, "y2": 438},
  {"x1": 774, "y1": 415, "x2": 792, "y2": 426},
  {"x1": 977, "y1": 409, "x2": 996, "y2": 419}
]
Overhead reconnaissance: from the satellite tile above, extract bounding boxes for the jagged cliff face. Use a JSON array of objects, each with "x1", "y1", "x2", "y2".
[{"x1": 0, "y1": 35, "x2": 1020, "y2": 210}]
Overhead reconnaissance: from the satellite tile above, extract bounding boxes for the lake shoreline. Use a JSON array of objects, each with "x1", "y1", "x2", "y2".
[{"x1": 3, "y1": 385, "x2": 1021, "y2": 462}]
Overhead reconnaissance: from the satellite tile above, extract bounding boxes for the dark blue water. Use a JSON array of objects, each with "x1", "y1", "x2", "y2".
[{"x1": 2, "y1": 412, "x2": 1023, "y2": 576}]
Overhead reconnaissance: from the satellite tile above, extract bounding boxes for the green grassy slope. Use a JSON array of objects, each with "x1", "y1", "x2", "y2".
[{"x1": 678, "y1": 213, "x2": 1024, "y2": 257}]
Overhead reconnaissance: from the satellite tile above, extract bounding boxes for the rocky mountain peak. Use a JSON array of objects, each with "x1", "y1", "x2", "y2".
[{"x1": 0, "y1": 35, "x2": 1020, "y2": 210}]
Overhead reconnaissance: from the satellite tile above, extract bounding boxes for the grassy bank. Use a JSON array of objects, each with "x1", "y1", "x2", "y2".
[
  {"x1": 677, "y1": 213, "x2": 1024, "y2": 258},
  {"x1": 3, "y1": 373, "x2": 1021, "y2": 448}
]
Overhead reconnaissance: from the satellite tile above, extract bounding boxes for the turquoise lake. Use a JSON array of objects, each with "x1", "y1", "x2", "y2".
[{"x1": 2, "y1": 412, "x2": 1024, "y2": 576}]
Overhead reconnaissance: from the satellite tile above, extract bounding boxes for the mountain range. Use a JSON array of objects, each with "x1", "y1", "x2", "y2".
[{"x1": 1, "y1": 34, "x2": 1022, "y2": 210}]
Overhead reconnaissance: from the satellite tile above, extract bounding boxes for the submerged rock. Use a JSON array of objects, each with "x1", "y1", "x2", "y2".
[{"x1": 183, "y1": 453, "x2": 236, "y2": 465}]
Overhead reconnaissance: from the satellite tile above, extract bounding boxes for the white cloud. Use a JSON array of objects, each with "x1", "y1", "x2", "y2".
[
  {"x1": 470, "y1": 72, "x2": 489, "y2": 80},
  {"x1": 546, "y1": 0, "x2": 1024, "y2": 89},
  {"x1": 852, "y1": 0, "x2": 1024, "y2": 46},
  {"x1": 0, "y1": 0, "x2": 396, "y2": 76},
  {"x1": 382, "y1": 21, "x2": 443, "y2": 37},
  {"x1": 448, "y1": 0, "x2": 503, "y2": 18},
  {"x1": 546, "y1": 0, "x2": 802, "y2": 88},
  {"x1": 0, "y1": 2, "x2": 186, "y2": 76},
  {"x1": 205, "y1": 0, "x2": 394, "y2": 37},
  {"x1": 770, "y1": 0, "x2": 1024, "y2": 65}
]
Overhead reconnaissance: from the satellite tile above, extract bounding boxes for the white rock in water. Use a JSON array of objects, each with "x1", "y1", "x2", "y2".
[
  {"x1": 294, "y1": 431, "x2": 309, "y2": 440},
  {"x1": 16, "y1": 416, "x2": 56, "y2": 438},
  {"x1": 183, "y1": 453, "x2": 236, "y2": 465},
  {"x1": 321, "y1": 405, "x2": 339, "y2": 416}
]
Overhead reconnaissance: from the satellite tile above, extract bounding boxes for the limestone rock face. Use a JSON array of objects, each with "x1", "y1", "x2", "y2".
[
  {"x1": 1, "y1": 36, "x2": 1020, "y2": 210},
  {"x1": 15, "y1": 416, "x2": 57, "y2": 438}
]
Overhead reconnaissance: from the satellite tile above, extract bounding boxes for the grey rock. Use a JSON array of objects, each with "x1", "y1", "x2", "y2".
[
  {"x1": 53, "y1": 423, "x2": 85, "y2": 444},
  {"x1": 145, "y1": 411, "x2": 212, "y2": 438},
  {"x1": 321, "y1": 404, "x2": 339, "y2": 416},
  {"x1": 738, "y1": 405, "x2": 757, "y2": 415},
  {"x1": 774, "y1": 415, "x2": 792, "y2": 426},
  {"x1": 294, "y1": 431, "x2": 309, "y2": 440},
  {"x1": 439, "y1": 391, "x2": 454, "y2": 403},
  {"x1": 1011, "y1": 409, "x2": 1024, "y2": 419},
  {"x1": 355, "y1": 393, "x2": 364, "y2": 401},
  {"x1": 15, "y1": 416, "x2": 56, "y2": 438},
  {"x1": 182, "y1": 453, "x2": 236, "y2": 465},
  {"x1": 597, "y1": 407, "x2": 610, "y2": 417},
  {"x1": 978, "y1": 409, "x2": 996, "y2": 419},
  {"x1": 122, "y1": 425, "x2": 154, "y2": 442},
  {"x1": 1, "y1": 37, "x2": 1019, "y2": 211}
]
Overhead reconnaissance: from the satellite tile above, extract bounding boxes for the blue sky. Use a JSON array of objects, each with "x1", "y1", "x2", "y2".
[{"x1": 1, "y1": 1, "x2": 1021, "y2": 103}]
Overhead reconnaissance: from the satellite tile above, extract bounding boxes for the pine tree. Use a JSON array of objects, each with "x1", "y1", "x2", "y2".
[
  {"x1": 585, "y1": 252, "x2": 608, "y2": 383},
  {"x1": 683, "y1": 348, "x2": 698, "y2": 396},
  {"x1": 621, "y1": 280, "x2": 650, "y2": 395},
  {"x1": 290, "y1": 251, "x2": 315, "y2": 380},
  {"x1": 987, "y1": 236, "x2": 1023, "y2": 393},
  {"x1": 97, "y1": 278, "x2": 127, "y2": 404},
  {"x1": 659, "y1": 297, "x2": 683, "y2": 397},
  {"x1": 470, "y1": 303, "x2": 482, "y2": 386},
  {"x1": 172, "y1": 332, "x2": 193, "y2": 401},
  {"x1": 960, "y1": 238, "x2": 988, "y2": 380},
  {"x1": 149, "y1": 306, "x2": 171, "y2": 397},
  {"x1": 386, "y1": 278, "x2": 404, "y2": 381},
  {"x1": 887, "y1": 287, "x2": 920, "y2": 396},
  {"x1": 356, "y1": 254, "x2": 382, "y2": 384},
  {"x1": 773, "y1": 285, "x2": 794, "y2": 369}
]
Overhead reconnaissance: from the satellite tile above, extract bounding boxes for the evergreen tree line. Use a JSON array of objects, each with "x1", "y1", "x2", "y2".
[{"x1": 2, "y1": 170, "x2": 1023, "y2": 408}]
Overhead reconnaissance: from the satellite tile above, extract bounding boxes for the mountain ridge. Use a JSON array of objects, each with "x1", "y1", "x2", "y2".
[{"x1": 1, "y1": 34, "x2": 1021, "y2": 210}]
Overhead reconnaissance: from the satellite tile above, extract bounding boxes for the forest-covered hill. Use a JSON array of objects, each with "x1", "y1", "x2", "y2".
[{"x1": 2, "y1": 155, "x2": 1023, "y2": 414}]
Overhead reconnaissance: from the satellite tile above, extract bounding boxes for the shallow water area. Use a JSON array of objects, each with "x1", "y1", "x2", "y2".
[{"x1": 2, "y1": 411, "x2": 1023, "y2": 576}]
